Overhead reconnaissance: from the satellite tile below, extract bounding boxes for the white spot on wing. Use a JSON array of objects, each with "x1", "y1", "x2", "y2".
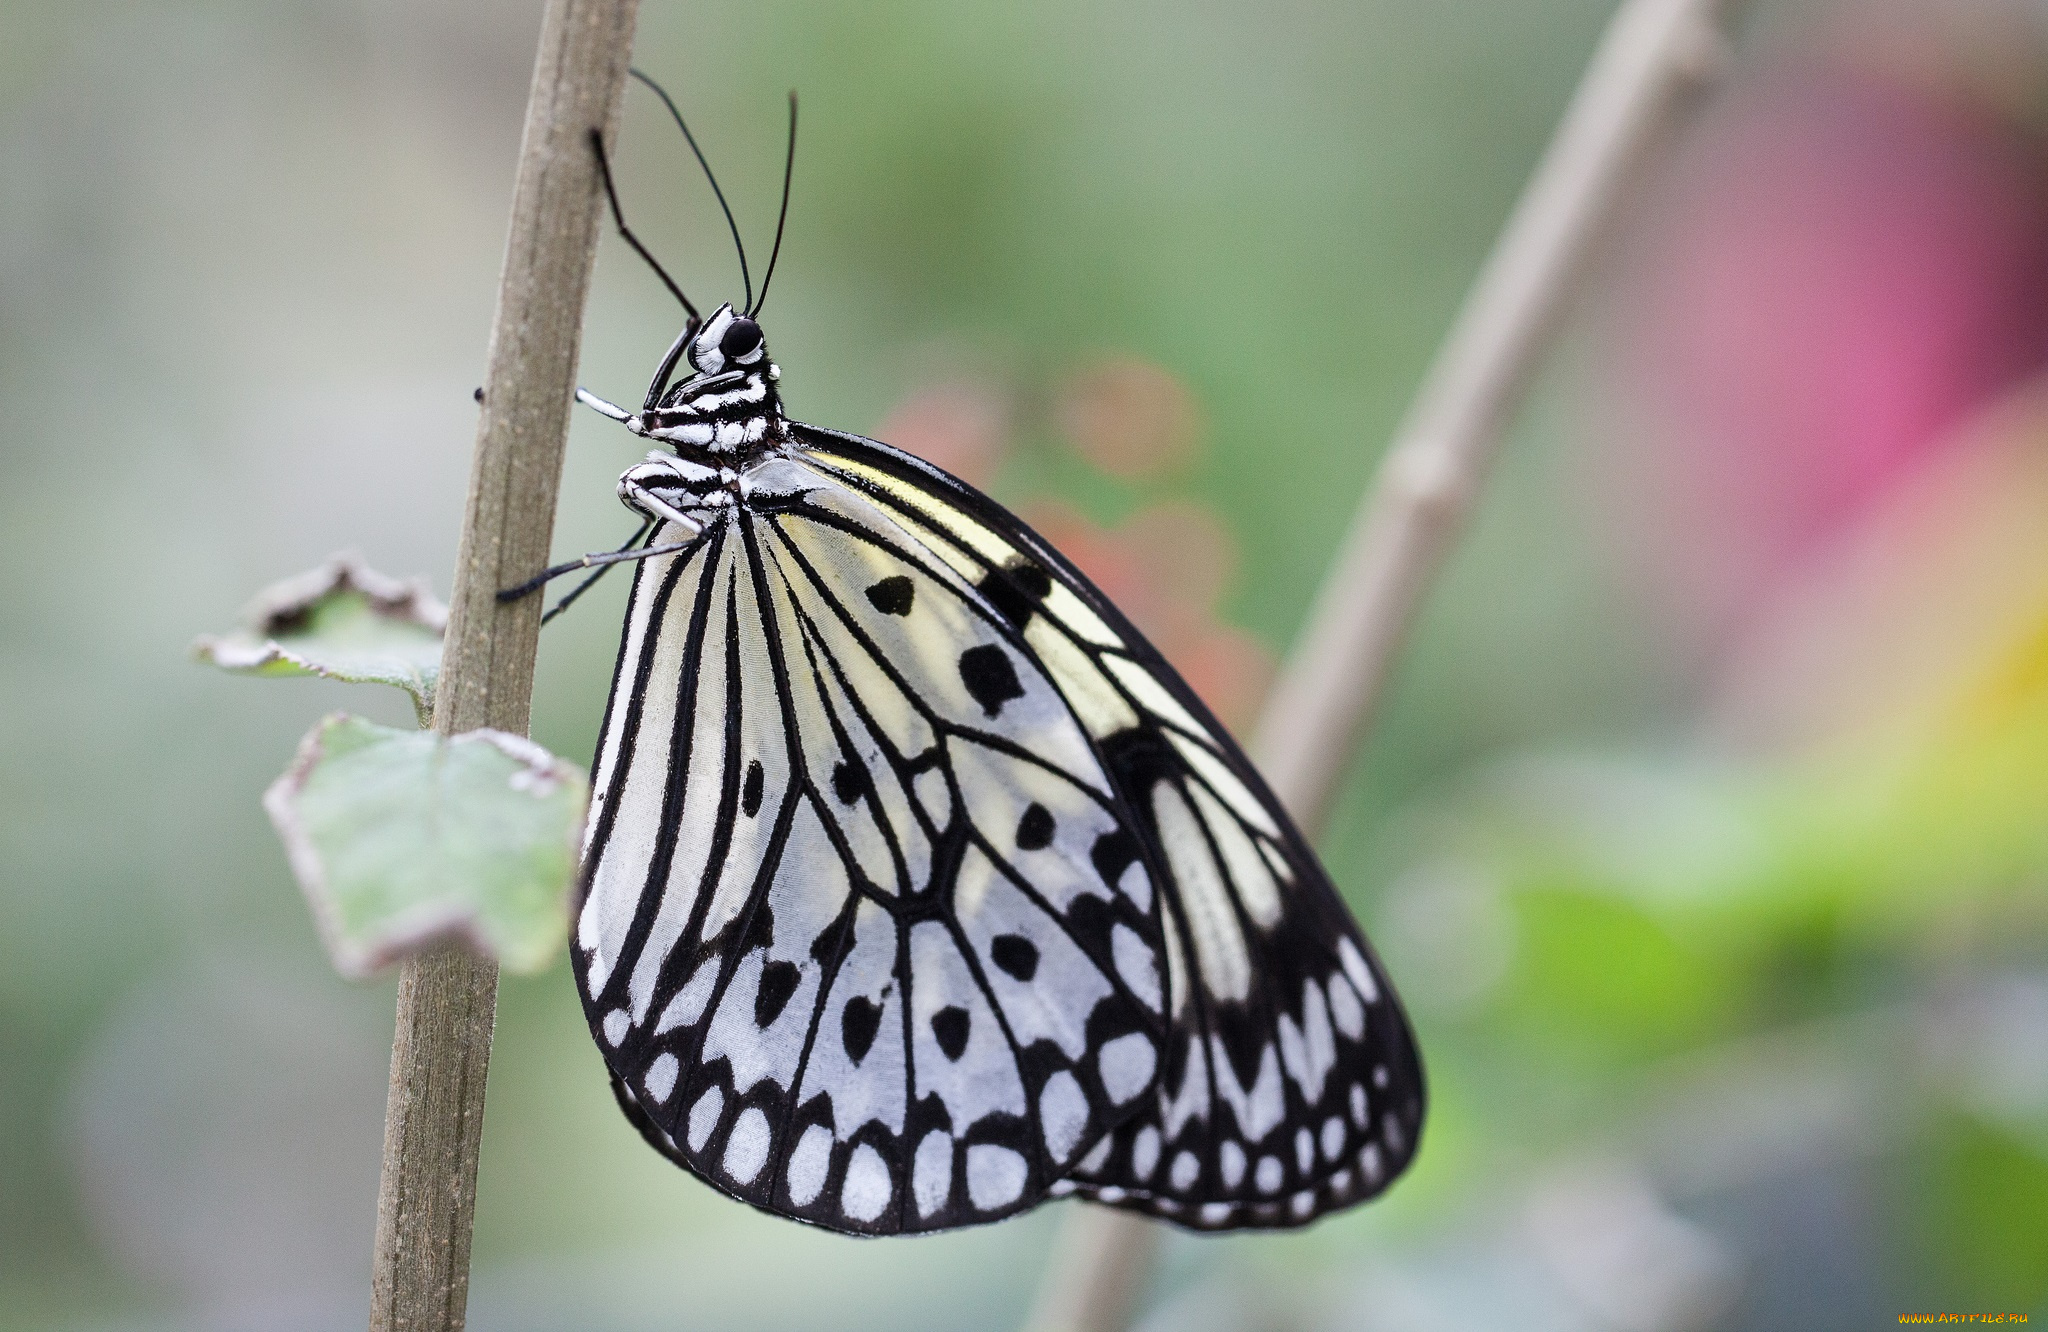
[
  {"x1": 1338, "y1": 937, "x2": 1380, "y2": 1004},
  {"x1": 914, "y1": 1130, "x2": 954, "y2": 1218},
  {"x1": 1097, "y1": 1032, "x2": 1157, "y2": 1105},
  {"x1": 644, "y1": 1053, "x2": 678, "y2": 1104},
  {"x1": 1111, "y1": 923, "x2": 1160, "y2": 1012},
  {"x1": 1321, "y1": 1116, "x2": 1346, "y2": 1162},
  {"x1": 841, "y1": 1142, "x2": 892, "y2": 1222},
  {"x1": 1132, "y1": 1126, "x2": 1161, "y2": 1181},
  {"x1": 687, "y1": 1085, "x2": 724, "y2": 1152},
  {"x1": 1117, "y1": 860, "x2": 1153, "y2": 914},
  {"x1": 786, "y1": 1124, "x2": 832, "y2": 1206},
  {"x1": 1169, "y1": 1150, "x2": 1199, "y2": 1192},
  {"x1": 1219, "y1": 1139, "x2": 1246, "y2": 1189},
  {"x1": 966, "y1": 1145, "x2": 1028, "y2": 1210},
  {"x1": 603, "y1": 1009, "x2": 631, "y2": 1046},
  {"x1": 723, "y1": 1107, "x2": 771, "y2": 1184},
  {"x1": 1038, "y1": 1071, "x2": 1089, "y2": 1163},
  {"x1": 1328, "y1": 973, "x2": 1366, "y2": 1041},
  {"x1": 1255, "y1": 1155, "x2": 1283, "y2": 1194}
]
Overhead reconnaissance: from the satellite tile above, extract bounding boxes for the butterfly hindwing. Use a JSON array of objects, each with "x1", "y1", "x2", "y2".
[
  {"x1": 572, "y1": 467, "x2": 1164, "y2": 1235},
  {"x1": 795, "y1": 425, "x2": 1426, "y2": 1230}
]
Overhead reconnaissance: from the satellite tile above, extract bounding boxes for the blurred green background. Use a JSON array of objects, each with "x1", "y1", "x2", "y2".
[{"x1": 5, "y1": 0, "x2": 2047, "y2": 1328}]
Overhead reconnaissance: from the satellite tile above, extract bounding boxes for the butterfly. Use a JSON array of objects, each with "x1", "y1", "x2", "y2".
[{"x1": 505, "y1": 72, "x2": 1424, "y2": 1236}]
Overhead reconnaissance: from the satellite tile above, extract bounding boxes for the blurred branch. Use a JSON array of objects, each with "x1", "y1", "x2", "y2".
[
  {"x1": 368, "y1": 2, "x2": 640, "y2": 1329},
  {"x1": 1021, "y1": 1, "x2": 1743, "y2": 1329},
  {"x1": 1254, "y1": 0, "x2": 1736, "y2": 824}
]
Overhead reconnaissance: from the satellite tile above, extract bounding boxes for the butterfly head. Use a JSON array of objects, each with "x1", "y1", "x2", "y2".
[{"x1": 628, "y1": 303, "x2": 785, "y2": 457}]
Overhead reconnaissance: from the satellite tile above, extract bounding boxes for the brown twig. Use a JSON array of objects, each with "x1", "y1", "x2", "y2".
[
  {"x1": 1019, "y1": 2, "x2": 1743, "y2": 1329},
  {"x1": 367, "y1": 3, "x2": 640, "y2": 1329}
]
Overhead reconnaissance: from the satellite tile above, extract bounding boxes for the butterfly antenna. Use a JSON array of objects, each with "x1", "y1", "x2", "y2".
[
  {"x1": 589, "y1": 129, "x2": 699, "y2": 320},
  {"x1": 631, "y1": 68, "x2": 752, "y2": 313},
  {"x1": 750, "y1": 92, "x2": 798, "y2": 317}
]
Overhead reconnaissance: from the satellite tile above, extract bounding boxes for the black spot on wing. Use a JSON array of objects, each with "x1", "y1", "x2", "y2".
[
  {"x1": 975, "y1": 557, "x2": 1052, "y2": 629},
  {"x1": 742, "y1": 759, "x2": 764, "y2": 817},
  {"x1": 865, "y1": 575, "x2": 915, "y2": 615},
  {"x1": 842, "y1": 996, "x2": 882, "y2": 1064},
  {"x1": 1015, "y1": 802, "x2": 1055, "y2": 850},
  {"x1": 741, "y1": 902, "x2": 776, "y2": 952},
  {"x1": 958, "y1": 644, "x2": 1024, "y2": 717},
  {"x1": 755, "y1": 960, "x2": 800, "y2": 1027},
  {"x1": 990, "y1": 934, "x2": 1039, "y2": 981},
  {"x1": 832, "y1": 759, "x2": 866, "y2": 805},
  {"x1": 1091, "y1": 828, "x2": 1140, "y2": 885},
  {"x1": 931, "y1": 1005, "x2": 971, "y2": 1060}
]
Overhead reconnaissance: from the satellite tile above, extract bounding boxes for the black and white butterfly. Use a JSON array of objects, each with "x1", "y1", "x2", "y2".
[{"x1": 508, "y1": 74, "x2": 1424, "y2": 1237}]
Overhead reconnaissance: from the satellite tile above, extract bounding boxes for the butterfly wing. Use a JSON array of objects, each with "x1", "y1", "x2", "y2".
[
  {"x1": 794, "y1": 424, "x2": 1426, "y2": 1230},
  {"x1": 572, "y1": 468, "x2": 1165, "y2": 1236}
]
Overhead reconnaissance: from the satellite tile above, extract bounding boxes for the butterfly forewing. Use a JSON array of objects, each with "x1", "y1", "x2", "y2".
[
  {"x1": 795, "y1": 425, "x2": 1426, "y2": 1230},
  {"x1": 572, "y1": 469, "x2": 1165, "y2": 1235}
]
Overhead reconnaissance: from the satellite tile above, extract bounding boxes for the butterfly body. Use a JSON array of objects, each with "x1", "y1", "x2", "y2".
[{"x1": 563, "y1": 305, "x2": 1424, "y2": 1236}]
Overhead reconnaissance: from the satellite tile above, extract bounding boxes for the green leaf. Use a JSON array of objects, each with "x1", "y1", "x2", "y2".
[
  {"x1": 265, "y1": 714, "x2": 588, "y2": 978},
  {"x1": 1921, "y1": 1112, "x2": 2048, "y2": 1308},
  {"x1": 193, "y1": 554, "x2": 446, "y2": 724}
]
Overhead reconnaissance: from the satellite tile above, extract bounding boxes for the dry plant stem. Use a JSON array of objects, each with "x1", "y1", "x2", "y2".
[
  {"x1": 1254, "y1": 0, "x2": 1738, "y2": 826},
  {"x1": 1020, "y1": 2, "x2": 1741, "y2": 1330},
  {"x1": 368, "y1": 2, "x2": 640, "y2": 1329}
]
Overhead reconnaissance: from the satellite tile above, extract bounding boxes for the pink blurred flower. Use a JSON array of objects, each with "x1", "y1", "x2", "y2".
[
  {"x1": 1055, "y1": 356, "x2": 1203, "y2": 481},
  {"x1": 1615, "y1": 43, "x2": 2048, "y2": 648},
  {"x1": 873, "y1": 378, "x2": 1012, "y2": 488}
]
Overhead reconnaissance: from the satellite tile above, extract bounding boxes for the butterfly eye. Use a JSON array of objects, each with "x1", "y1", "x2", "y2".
[{"x1": 720, "y1": 316, "x2": 764, "y2": 358}]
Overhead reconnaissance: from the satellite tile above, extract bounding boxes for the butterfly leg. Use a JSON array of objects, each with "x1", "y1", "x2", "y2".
[
  {"x1": 499, "y1": 456, "x2": 726, "y2": 614},
  {"x1": 528, "y1": 518, "x2": 656, "y2": 625},
  {"x1": 497, "y1": 515, "x2": 695, "y2": 608}
]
